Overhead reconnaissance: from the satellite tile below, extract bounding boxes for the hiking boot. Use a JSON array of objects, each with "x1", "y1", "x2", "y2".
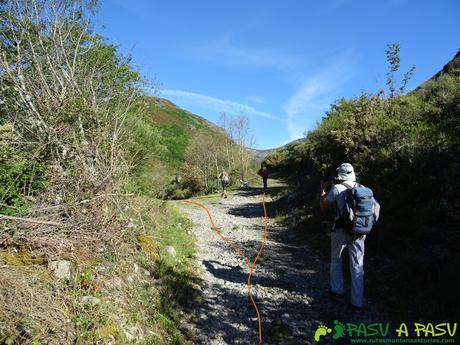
[
  {"x1": 348, "y1": 302, "x2": 363, "y2": 313},
  {"x1": 329, "y1": 291, "x2": 345, "y2": 303}
]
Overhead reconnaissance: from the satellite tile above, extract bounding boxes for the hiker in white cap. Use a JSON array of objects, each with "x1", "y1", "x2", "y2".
[
  {"x1": 217, "y1": 170, "x2": 230, "y2": 199},
  {"x1": 319, "y1": 163, "x2": 380, "y2": 312}
]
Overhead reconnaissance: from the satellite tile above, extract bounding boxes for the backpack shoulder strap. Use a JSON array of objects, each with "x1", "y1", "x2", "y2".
[
  {"x1": 340, "y1": 182, "x2": 357, "y2": 211},
  {"x1": 341, "y1": 182, "x2": 355, "y2": 189}
]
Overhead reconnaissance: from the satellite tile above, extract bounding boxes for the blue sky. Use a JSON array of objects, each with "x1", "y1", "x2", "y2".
[{"x1": 96, "y1": 0, "x2": 459, "y2": 149}]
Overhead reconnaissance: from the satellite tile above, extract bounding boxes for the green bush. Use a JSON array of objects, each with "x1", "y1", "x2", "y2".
[
  {"x1": 179, "y1": 163, "x2": 204, "y2": 195},
  {"x1": 0, "y1": 143, "x2": 46, "y2": 215},
  {"x1": 124, "y1": 111, "x2": 166, "y2": 166}
]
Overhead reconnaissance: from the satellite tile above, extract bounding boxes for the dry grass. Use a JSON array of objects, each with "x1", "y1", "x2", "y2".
[
  {"x1": 0, "y1": 192, "x2": 129, "y2": 343},
  {"x1": 0, "y1": 191, "x2": 198, "y2": 344},
  {"x1": 0, "y1": 266, "x2": 74, "y2": 344}
]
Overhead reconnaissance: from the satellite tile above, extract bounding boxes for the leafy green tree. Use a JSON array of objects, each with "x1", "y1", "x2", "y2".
[
  {"x1": 0, "y1": 0, "x2": 145, "y2": 202},
  {"x1": 385, "y1": 43, "x2": 415, "y2": 97}
]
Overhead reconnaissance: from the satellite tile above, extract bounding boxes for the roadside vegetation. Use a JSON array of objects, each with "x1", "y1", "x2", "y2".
[
  {"x1": 266, "y1": 45, "x2": 460, "y2": 320},
  {"x1": 0, "y1": 1, "x2": 204, "y2": 344},
  {"x1": 0, "y1": 0, "x2": 259, "y2": 342}
]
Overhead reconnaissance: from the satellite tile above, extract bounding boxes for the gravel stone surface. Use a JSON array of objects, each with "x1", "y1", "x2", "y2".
[{"x1": 175, "y1": 188, "x2": 383, "y2": 345}]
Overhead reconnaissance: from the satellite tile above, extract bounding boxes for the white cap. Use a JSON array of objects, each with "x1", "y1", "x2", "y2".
[{"x1": 336, "y1": 163, "x2": 356, "y2": 182}]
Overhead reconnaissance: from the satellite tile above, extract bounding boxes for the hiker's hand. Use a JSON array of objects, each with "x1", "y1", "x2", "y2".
[{"x1": 320, "y1": 180, "x2": 328, "y2": 192}]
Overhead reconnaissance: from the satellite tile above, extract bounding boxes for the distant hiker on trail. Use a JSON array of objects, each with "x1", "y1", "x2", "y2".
[
  {"x1": 319, "y1": 163, "x2": 380, "y2": 312},
  {"x1": 175, "y1": 172, "x2": 182, "y2": 183},
  {"x1": 218, "y1": 170, "x2": 230, "y2": 198},
  {"x1": 258, "y1": 164, "x2": 269, "y2": 191},
  {"x1": 239, "y1": 178, "x2": 249, "y2": 189}
]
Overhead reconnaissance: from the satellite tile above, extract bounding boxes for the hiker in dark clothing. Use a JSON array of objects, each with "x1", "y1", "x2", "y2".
[{"x1": 258, "y1": 164, "x2": 269, "y2": 191}]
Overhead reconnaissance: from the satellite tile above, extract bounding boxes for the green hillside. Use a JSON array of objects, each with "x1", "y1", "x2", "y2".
[
  {"x1": 125, "y1": 96, "x2": 226, "y2": 196},
  {"x1": 125, "y1": 96, "x2": 259, "y2": 200},
  {"x1": 141, "y1": 97, "x2": 220, "y2": 164}
]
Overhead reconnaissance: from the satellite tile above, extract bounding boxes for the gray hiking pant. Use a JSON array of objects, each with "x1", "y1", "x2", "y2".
[{"x1": 330, "y1": 228, "x2": 366, "y2": 307}]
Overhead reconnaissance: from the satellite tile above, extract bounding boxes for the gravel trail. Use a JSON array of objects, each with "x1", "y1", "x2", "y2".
[{"x1": 175, "y1": 187, "x2": 382, "y2": 345}]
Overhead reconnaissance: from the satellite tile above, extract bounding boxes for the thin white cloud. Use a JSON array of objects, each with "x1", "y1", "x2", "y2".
[
  {"x1": 246, "y1": 96, "x2": 265, "y2": 104},
  {"x1": 283, "y1": 55, "x2": 355, "y2": 140},
  {"x1": 161, "y1": 89, "x2": 277, "y2": 120},
  {"x1": 192, "y1": 39, "x2": 302, "y2": 70}
]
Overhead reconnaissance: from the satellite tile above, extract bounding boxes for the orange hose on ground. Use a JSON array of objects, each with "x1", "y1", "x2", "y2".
[{"x1": 183, "y1": 192, "x2": 268, "y2": 343}]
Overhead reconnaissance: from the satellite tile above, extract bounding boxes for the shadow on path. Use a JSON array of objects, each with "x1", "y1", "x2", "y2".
[{"x1": 179, "y1": 182, "x2": 386, "y2": 345}]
